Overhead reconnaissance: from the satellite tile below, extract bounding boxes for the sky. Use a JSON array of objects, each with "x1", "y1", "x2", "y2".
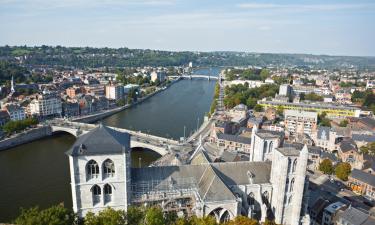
[{"x1": 0, "y1": 0, "x2": 374, "y2": 56}]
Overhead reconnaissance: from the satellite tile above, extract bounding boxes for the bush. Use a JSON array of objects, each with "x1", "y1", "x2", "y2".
[
  {"x1": 2, "y1": 117, "x2": 38, "y2": 134},
  {"x1": 14, "y1": 205, "x2": 76, "y2": 225}
]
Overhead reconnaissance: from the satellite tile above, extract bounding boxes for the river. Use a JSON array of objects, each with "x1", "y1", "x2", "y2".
[{"x1": 0, "y1": 67, "x2": 219, "y2": 222}]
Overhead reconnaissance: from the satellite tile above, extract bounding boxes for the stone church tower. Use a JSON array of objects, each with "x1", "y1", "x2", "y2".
[
  {"x1": 66, "y1": 125, "x2": 131, "y2": 217},
  {"x1": 270, "y1": 145, "x2": 308, "y2": 225}
]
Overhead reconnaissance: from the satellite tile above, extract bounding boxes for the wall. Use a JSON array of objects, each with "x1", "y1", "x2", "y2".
[{"x1": 0, "y1": 126, "x2": 52, "y2": 151}]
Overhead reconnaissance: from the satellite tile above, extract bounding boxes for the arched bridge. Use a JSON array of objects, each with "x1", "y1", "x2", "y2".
[
  {"x1": 168, "y1": 75, "x2": 219, "y2": 80},
  {"x1": 48, "y1": 120, "x2": 179, "y2": 156}
]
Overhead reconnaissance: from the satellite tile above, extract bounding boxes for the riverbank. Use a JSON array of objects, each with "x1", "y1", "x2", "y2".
[{"x1": 0, "y1": 78, "x2": 182, "y2": 151}]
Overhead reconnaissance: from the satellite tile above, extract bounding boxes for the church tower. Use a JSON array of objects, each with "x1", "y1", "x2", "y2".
[
  {"x1": 66, "y1": 125, "x2": 131, "y2": 217},
  {"x1": 270, "y1": 145, "x2": 308, "y2": 225}
]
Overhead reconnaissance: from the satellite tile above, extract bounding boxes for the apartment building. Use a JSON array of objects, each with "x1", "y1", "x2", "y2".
[{"x1": 284, "y1": 109, "x2": 317, "y2": 137}]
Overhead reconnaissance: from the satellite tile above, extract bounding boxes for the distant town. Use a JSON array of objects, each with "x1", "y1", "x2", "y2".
[{"x1": 0, "y1": 46, "x2": 375, "y2": 225}]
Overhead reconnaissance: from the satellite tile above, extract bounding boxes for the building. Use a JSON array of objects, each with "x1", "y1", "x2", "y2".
[
  {"x1": 0, "y1": 110, "x2": 10, "y2": 126},
  {"x1": 105, "y1": 84, "x2": 124, "y2": 100},
  {"x1": 62, "y1": 102, "x2": 80, "y2": 118},
  {"x1": 338, "y1": 139, "x2": 364, "y2": 170},
  {"x1": 123, "y1": 84, "x2": 140, "y2": 95},
  {"x1": 66, "y1": 86, "x2": 82, "y2": 98},
  {"x1": 3, "y1": 103, "x2": 26, "y2": 121},
  {"x1": 265, "y1": 107, "x2": 277, "y2": 120},
  {"x1": 250, "y1": 126, "x2": 284, "y2": 162},
  {"x1": 321, "y1": 202, "x2": 346, "y2": 225},
  {"x1": 284, "y1": 110, "x2": 317, "y2": 137},
  {"x1": 150, "y1": 71, "x2": 166, "y2": 82},
  {"x1": 27, "y1": 92, "x2": 62, "y2": 118},
  {"x1": 335, "y1": 206, "x2": 375, "y2": 225},
  {"x1": 67, "y1": 125, "x2": 309, "y2": 225},
  {"x1": 348, "y1": 169, "x2": 375, "y2": 200},
  {"x1": 279, "y1": 84, "x2": 292, "y2": 97},
  {"x1": 258, "y1": 100, "x2": 361, "y2": 118}
]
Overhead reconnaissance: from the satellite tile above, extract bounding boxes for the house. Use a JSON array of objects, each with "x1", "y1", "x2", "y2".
[
  {"x1": 338, "y1": 139, "x2": 364, "y2": 170},
  {"x1": 3, "y1": 103, "x2": 26, "y2": 121},
  {"x1": 334, "y1": 206, "x2": 375, "y2": 225},
  {"x1": 0, "y1": 110, "x2": 10, "y2": 126},
  {"x1": 347, "y1": 169, "x2": 375, "y2": 201}
]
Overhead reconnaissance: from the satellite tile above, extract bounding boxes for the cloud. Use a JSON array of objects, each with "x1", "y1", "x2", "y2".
[{"x1": 236, "y1": 2, "x2": 375, "y2": 11}]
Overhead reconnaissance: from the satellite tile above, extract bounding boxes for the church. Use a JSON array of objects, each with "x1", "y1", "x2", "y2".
[{"x1": 67, "y1": 124, "x2": 309, "y2": 225}]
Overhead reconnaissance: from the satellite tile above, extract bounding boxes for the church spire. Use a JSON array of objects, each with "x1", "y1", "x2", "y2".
[{"x1": 10, "y1": 75, "x2": 15, "y2": 93}]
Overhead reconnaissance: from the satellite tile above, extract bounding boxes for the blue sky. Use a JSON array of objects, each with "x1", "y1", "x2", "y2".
[{"x1": 0, "y1": 0, "x2": 374, "y2": 56}]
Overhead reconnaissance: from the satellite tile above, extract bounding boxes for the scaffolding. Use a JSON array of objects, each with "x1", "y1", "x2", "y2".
[{"x1": 131, "y1": 177, "x2": 198, "y2": 216}]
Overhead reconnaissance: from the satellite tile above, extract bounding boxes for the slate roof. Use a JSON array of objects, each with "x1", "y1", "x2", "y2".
[
  {"x1": 359, "y1": 117, "x2": 375, "y2": 129},
  {"x1": 66, "y1": 125, "x2": 130, "y2": 156},
  {"x1": 350, "y1": 169, "x2": 375, "y2": 187},
  {"x1": 317, "y1": 126, "x2": 331, "y2": 140},
  {"x1": 352, "y1": 134, "x2": 375, "y2": 143},
  {"x1": 276, "y1": 147, "x2": 301, "y2": 156},
  {"x1": 339, "y1": 139, "x2": 358, "y2": 153},
  {"x1": 339, "y1": 207, "x2": 369, "y2": 225},
  {"x1": 217, "y1": 133, "x2": 251, "y2": 144},
  {"x1": 131, "y1": 161, "x2": 272, "y2": 203}
]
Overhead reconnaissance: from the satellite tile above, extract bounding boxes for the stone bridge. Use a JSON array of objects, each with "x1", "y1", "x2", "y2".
[
  {"x1": 49, "y1": 120, "x2": 180, "y2": 156},
  {"x1": 168, "y1": 74, "x2": 219, "y2": 80}
]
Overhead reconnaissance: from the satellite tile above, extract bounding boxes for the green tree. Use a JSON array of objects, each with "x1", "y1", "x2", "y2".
[
  {"x1": 144, "y1": 206, "x2": 165, "y2": 225},
  {"x1": 335, "y1": 162, "x2": 351, "y2": 181},
  {"x1": 14, "y1": 205, "x2": 76, "y2": 225},
  {"x1": 85, "y1": 208, "x2": 126, "y2": 225},
  {"x1": 254, "y1": 104, "x2": 263, "y2": 112},
  {"x1": 276, "y1": 105, "x2": 284, "y2": 116},
  {"x1": 359, "y1": 142, "x2": 375, "y2": 155},
  {"x1": 319, "y1": 159, "x2": 334, "y2": 174},
  {"x1": 190, "y1": 216, "x2": 217, "y2": 225},
  {"x1": 260, "y1": 69, "x2": 270, "y2": 81},
  {"x1": 246, "y1": 97, "x2": 257, "y2": 109},
  {"x1": 126, "y1": 206, "x2": 145, "y2": 225},
  {"x1": 339, "y1": 120, "x2": 349, "y2": 127},
  {"x1": 225, "y1": 216, "x2": 259, "y2": 225}
]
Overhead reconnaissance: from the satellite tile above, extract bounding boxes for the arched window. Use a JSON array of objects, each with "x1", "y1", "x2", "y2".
[
  {"x1": 268, "y1": 141, "x2": 273, "y2": 153},
  {"x1": 248, "y1": 192, "x2": 255, "y2": 206},
  {"x1": 92, "y1": 185, "x2": 101, "y2": 205},
  {"x1": 262, "y1": 191, "x2": 269, "y2": 205},
  {"x1": 292, "y1": 159, "x2": 298, "y2": 173},
  {"x1": 285, "y1": 178, "x2": 289, "y2": 192},
  {"x1": 263, "y1": 141, "x2": 268, "y2": 154},
  {"x1": 288, "y1": 195, "x2": 293, "y2": 204},
  {"x1": 103, "y1": 159, "x2": 115, "y2": 178},
  {"x1": 290, "y1": 178, "x2": 295, "y2": 192},
  {"x1": 86, "y1": 160, "x2": 99, "y2": 180},
  {"x1": 104, "y1": 184, "x2": 112, "y2": 204},
  {"x1": 287, "y1": 158, "x2": 292, "y2": 173}
]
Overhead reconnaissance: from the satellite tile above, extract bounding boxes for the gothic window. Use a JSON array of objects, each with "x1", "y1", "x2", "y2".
[
  {"x1": 103, "y1": 159, "x2": 115, "y2": 178},
  {"x1": 92, "y1": 185, "x2": 101, "y2": 205},
  {"x1": 248, "y1": 192, "x2": 255, "y2": 205},
  {"x1": 268, "y1": 141, "x2": 273, "y2": 153},
  {"x1": 262, "y1": 191, "x2": 269, "y2": 205},
  {"x1": 104, "y1": 184, "x2": 112, "y2": 204},
  {"x1": 285, "y1": 178, "x2": 289, "y2": 192},
  {"x1": 86, "y1": 160, "x2": 99, "y2": 180},
  {"x1": 290, "y1": 178, "x2": 295, "y2": 192},
  {"x1": 288, "y1": 195, "x2": 293, "y2": 204},
  {"x1": 287, "y1": 158, "x2": 292, "y2": 173},
  {"x1": 263, "y1": 141, "x2": 268, "y2": 154},
  {"x1": 292, "y1": 159, "x2": 298, "y2": 173}
]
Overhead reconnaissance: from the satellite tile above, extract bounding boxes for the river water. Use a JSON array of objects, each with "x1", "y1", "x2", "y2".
[{"x1": 0, "y1": 68, "x2": 219, "y2": 222}]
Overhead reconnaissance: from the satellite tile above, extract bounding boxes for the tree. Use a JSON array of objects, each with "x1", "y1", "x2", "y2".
[
  {"x1": 335, "y1": 162, "x2": 351, "y2": 181},
  {"x1": 254, "y1": 104, "x2": 263, "y2": 112},
  {"x1": 319, "y1": 159, "x2": 334, "y2": 174},
  {"x1": 260, "y1": 69, "x2": 270, "y2": 81},
  {"x1": 246, "y1": 97, "x2": 257, "y2": 109},
  {"x1": 360, "y1": 142, "x2": 375, "y2": 155},
  {"x1": 190, "y1": 216, "x2": 217, "y2": 225},
  {"x1": 225, "y1": 216, "x2": 259, "y2": 225},
  {"x1": 339, "y1": 120, "x2": 349, "y2": 127},
  {"x1": 144, "y1": 206, "x2": 165, "y2": 225},
  {"x1": 276, "y1": 105, "x2": 284, "y2": 116},
  {"x1": 14, "y1": 205, "x2": 76, "y2": 225},
  {"x1": 126, "y1": 206, "x2": 145, "y2": 225},
  {"x1": 85, "y1": 208, "x2": 126, "y2": 225}
]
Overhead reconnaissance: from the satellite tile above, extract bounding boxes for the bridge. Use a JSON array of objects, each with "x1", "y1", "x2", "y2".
[
  {"x1": 168, "y1": 74, "x2": 219, "y2": 81},
  {"x1": 48, "y1": 119, "x2": 184, "y2": 156}
]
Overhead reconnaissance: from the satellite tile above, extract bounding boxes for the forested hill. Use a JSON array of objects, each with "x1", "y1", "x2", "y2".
[{"x1": 1, "y1": 45, "x2": 374, "y2": 70}]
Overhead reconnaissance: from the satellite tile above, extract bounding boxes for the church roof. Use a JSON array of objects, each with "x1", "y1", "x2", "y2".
[
  {"x1": 131, "y1": 161, "x2": 271, "y2": 203},
  {"x1": 66, "y1": 124, "x2": 130, "y2": 156}
]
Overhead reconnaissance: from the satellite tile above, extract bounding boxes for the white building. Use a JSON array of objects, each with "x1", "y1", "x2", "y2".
[
  {"x1": 4, "y1": 103, "x2": 26, "y2": 121},
  {"x1": 68, "y1": 125, "x2": 308, "y2": 225},
  {"x1": 150, "y1": 71, "x2": 166, "y2": 83},
  {"x1": 27, "y1": 92, "x2": 62, "y2": 117},
  {"x1": 284, "y1": 110, "x2": 318, "y2": 137},
  {"x1": 105, "y1": 84, "x2": 124, "y2": 100}
]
